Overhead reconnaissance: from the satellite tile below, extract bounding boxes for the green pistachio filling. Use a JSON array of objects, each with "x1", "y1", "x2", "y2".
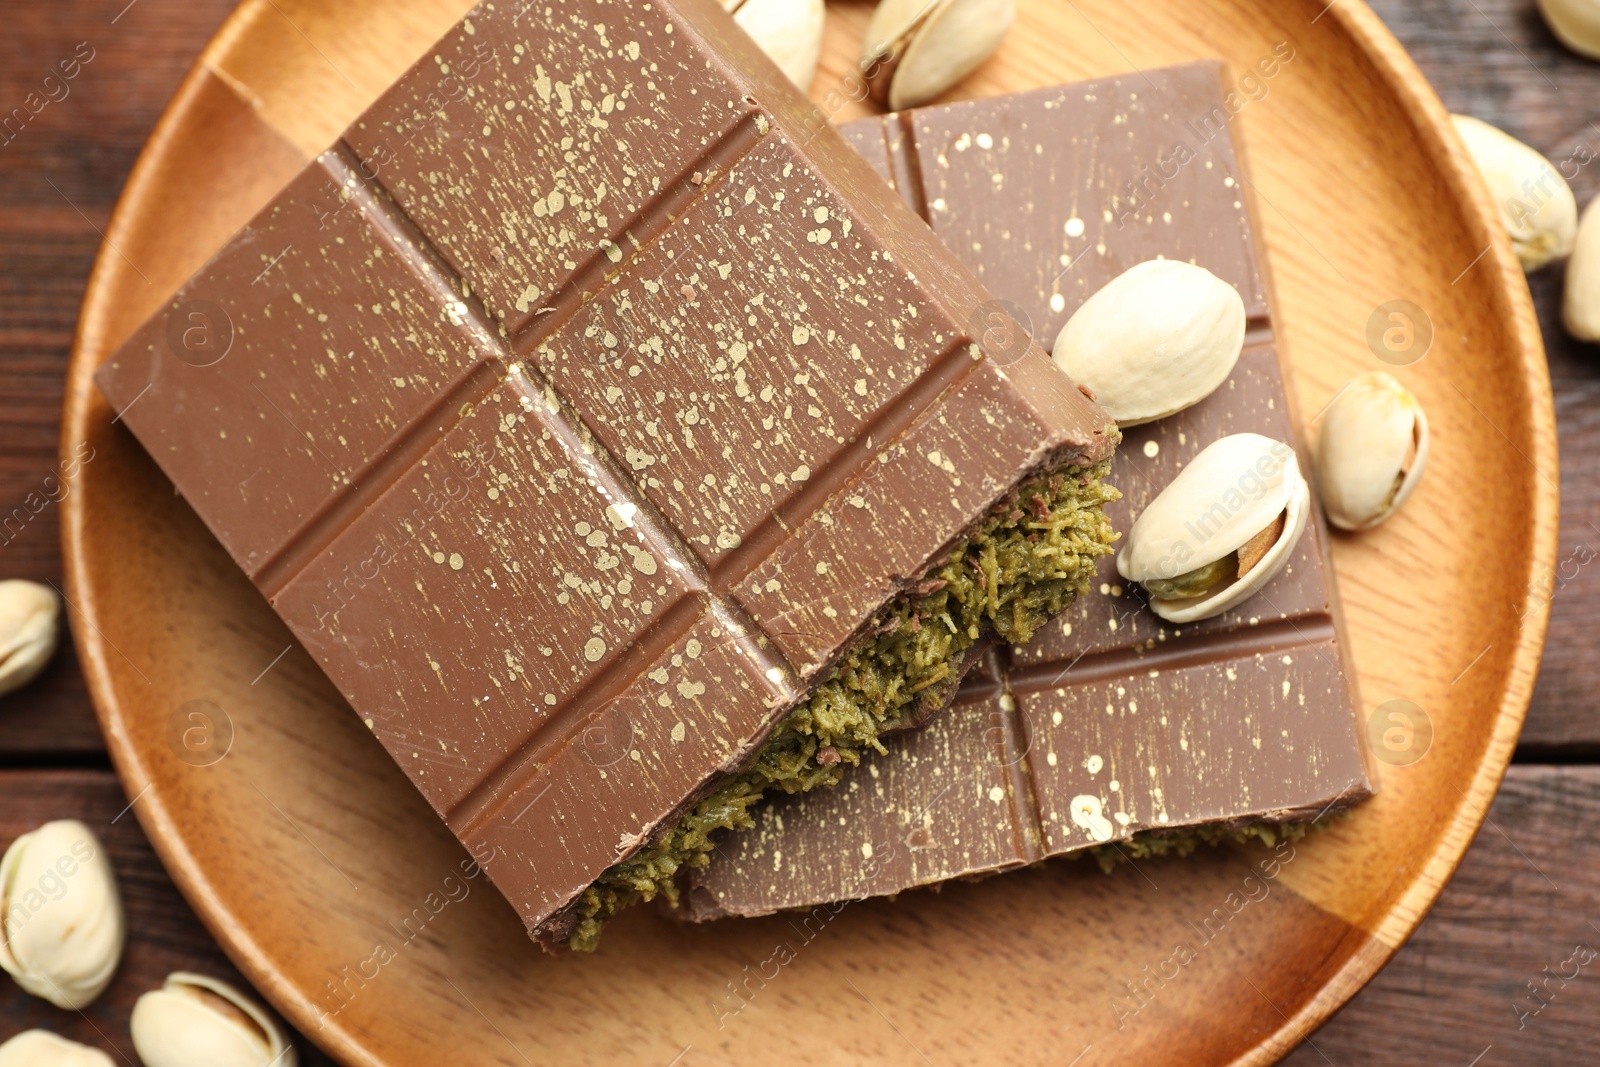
[
  {"x1": 1141, "y1": 555, "x2": 1235, "y2": 601},
  {"x1": 564, "y1": 459, "x2": 1120, "y2": 951},
  {"x1": 1082, "y1": 819, "x2": 1323, "y2": 871}
]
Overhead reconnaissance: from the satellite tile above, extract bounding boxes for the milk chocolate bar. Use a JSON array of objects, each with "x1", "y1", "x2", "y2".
[
  {"x1": 94, "y1": 0, "x2": 1121, "y2": 949},
  {"x1": 683, "y1": 62, "x2": 1377, "y2": 919}
]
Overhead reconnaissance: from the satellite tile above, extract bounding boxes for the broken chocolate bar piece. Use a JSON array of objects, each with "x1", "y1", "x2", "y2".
[
  {"x1": 683, "y1": 61, "x2": 1377, "y2": 920},
  {"x1": 94, "y1": 0, "x2": 1119, "y2": 949}
]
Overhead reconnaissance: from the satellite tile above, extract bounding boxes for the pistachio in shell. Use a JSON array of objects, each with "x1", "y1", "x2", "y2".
[
  {"x1": 0, "y1": 1031, "x2": 113, "y2": 1067},
  {"x1": 1117, "y1": 433, "x2": 1309, "y2": 623},
  {"x1": 1536, "y1": 0, "x2": 1600, "y2": 61},
  {"x1": 1314, "y1": 371, "x2": 1429, "y2": 531},
  {"x1": 721, "y1": 0, "x2": 826, "y2": 91},
  {"x1": 0, "y1": 819, "x2": 123, "y2": 1010},
  {"x1": 0, "y1": 579, "x2": 60, "y2": 697},
  {"x1": 131, "y1": 972, "x2": 298, "y2": 1067},
  {"x1": 1051, "y1": 259, "x2": 1245, "y2": 427},
  {"x1": 859, "y1": 0, "x2": 1015, "y2": 111},
  {"x1": 1452, "y1": 114, "x2": 1577, "y2": 272},
  {"x1": 1563, "y1": 195, "x2": 1600, "y2": 341}
]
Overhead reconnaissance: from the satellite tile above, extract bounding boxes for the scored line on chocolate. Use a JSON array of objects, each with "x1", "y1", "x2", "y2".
[
  {"x1": 450, "y1": 592, "x2": 709, "y2": 833},
  {"x1": 253, "y1": 359, "x2": 503, "y2": 598},
  {"x1": 706, "y1": 335, "x2": 980, "y2": 592},
  {"x1": 506, "y1": 111, "x2": 770, "y2": 357},
  {"x1": 249, "y1": 142, "x2": 514, "y2": 597},
  {"x1": 1243, "y1": 319, "x2": 1273, "y2": 348},
  {"x1": 889, "y1": 112, "x2": 932, "y2": 221},
  {"x1": 445, "y1": 365, "x2": 802, "y2": 838},
  {"x1": 253, "y1": 116, "x2": 769, "y2": 597},
  {"x1": 1004, "y1": 614, "x2": 1337, "y2": 696},
  {"x1": 325, "y1": 142, "x2": 510, "y2": 359},
  {"x1": 976, "y1": 615, "x2": 1339, "y2": 870},
  {"x1": 988, "y1": 649, "x2": 1048, "y2": 866}
]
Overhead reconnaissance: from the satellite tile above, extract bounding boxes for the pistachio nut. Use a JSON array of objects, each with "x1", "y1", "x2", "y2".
[
  {"x1": 860, "y1": 0, "x2": 1015, "y2": 111},
  {"x1": 1051, "y1": 259, "x2": 1245, "y2": 427},
  {"x1": 1537, "y1": 0, "x2": 1600, "y2": 60},
  {"x1": 1314, "y1": 371, "x2": 1429, "y2": 531},
  {"x1": 721, "y1": 0, "x2": 825, "y2": 91},
  {"x1": 1564, "y1": 196, "x2": 1600, "y2": 340},
  {"x1": 1452, "y1": 114, "x2": 1577, "y2": 272},
  {"x1": 0, "y1": 1031, "x2": 113, "y2": 1067},
  {"x1": 131, "y1": 972, "x2": 298, "y2": 1067},
  {"x1": 0, "y1": 579, "x2": 60, "y2": 697},
  {"x1": 0, "y1": 819, "x2": 123, "y2": 1010},
  {"x1": 1117, "y1": 433, "x2": 1310, "y2": 623}
]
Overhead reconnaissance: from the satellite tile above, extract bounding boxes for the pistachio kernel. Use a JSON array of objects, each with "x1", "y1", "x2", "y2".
[{"x1": 1143, "y1": 555, "x2": 1236, "y2": 601}]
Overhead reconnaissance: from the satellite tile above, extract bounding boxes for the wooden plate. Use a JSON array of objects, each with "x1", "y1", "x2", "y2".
[{"x1": 61, "y1": 1, "x2": 1557, "y2": 1063}]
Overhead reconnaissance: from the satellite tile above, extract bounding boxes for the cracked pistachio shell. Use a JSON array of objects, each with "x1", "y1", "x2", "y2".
[
  {"x1": 1537, "y1": 0, "x2": 1600, "y2": 60},
  {"x1": 1452, "y1": 114, "x2": 1577, "y2": 272},
  {"x1": 1117, "y1": 433, "x2": 1310, "y2": 624},
  {"x1": 1314, "y1": 371, "x2": 1429, "y2": 531},
  {"x1": 0, "y1": 819, "x2": 123, "y2": 1009},
  {"x1": 0, "y1": 579, "x2": 60, "y2": 697},
  {"x1": 0, "y1": 1031, "x2": 113, "y2": 1067},
  {"x1": 131, "y1": 972, "x2": 298, "y2": 1067},
  {"x1": 721, "y1": 0, "x2": 825, "y2": 91},
  {"x1": 860, "y1": 0, "x2": 1015, "y2": 111},
  {"x1": 1564, "y1": 197, "x2": 1600, "y2": 341},
  {"x1": 1051, "y1": 259, "x2": 1245, "y2": 427}
]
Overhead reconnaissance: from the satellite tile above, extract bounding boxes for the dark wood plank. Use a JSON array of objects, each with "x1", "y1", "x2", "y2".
[
  {"x1": 0, "y1": 770, "x2": 335, "y2": 1064},
  {"x1": 1284, "y1": 765, "x2": 1600, "y2": 1065},
  {"x1": 0, "y1": 0, "x2": 239, "y2": 757},
  {"x1": 1365, "y1": 0, "x2": 1600, "y2": 752}
]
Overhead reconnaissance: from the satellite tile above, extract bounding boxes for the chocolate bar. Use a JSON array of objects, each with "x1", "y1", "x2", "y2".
[
  {"x1": 683, "y1": 61, "x2": 1377, "y2": 919},
  {"x1": 94, "y1": 0, "x2": 1120, "y2": 949}
]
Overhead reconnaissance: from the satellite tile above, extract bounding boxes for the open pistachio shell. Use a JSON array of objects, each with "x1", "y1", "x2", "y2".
[
  {"x1": 1314, "y1": 371, "x2": 1429, "y2": 531},
  {"x1": 1051, "y1": 259, "x2": 1245, "y2": 427},
  {"x1": 1117, "y1": 433, "x2": 1310, "y2": 623},
  {"x1": 1452, "y1": 114, "x2": 1578, "y2": 272},
  {"x1": 131, "y1": 972, "x2": 298, "y2": 1067},
  {"x1": 0, "y1": 819, "x2": 123, "y2": 1009},
  {"x1": 0, "y1": 1031, "x2": 114, "y2": 1067},
  {"x1": 860, "y1": 0, "x2": 1015, "y2": 111},
  {"x1": 721, "y1": 0, "x2": 825, "y2": 91}
]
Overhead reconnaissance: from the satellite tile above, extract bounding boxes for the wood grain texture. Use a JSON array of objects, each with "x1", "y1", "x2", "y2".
[
  {"x1": 0, "y1": 0, "x2": 242, "y2": 756},
  {"x1": 1364, "y1": 0, "x2": 1600, "y2": 754},
  {"x1": 0, "y1": 771, "x2": 334, "y2": 1065},
  {"x1": 1283, "y1": 766, "x2": 1600, "y2": 1065},
  {"x1": 54, "y1": 0, "x2": 1556, "y2": 1065}
]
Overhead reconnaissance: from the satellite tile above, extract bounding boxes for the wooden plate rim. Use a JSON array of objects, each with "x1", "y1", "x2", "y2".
[{"x1": 59, "y1": 2, "x2": 1559, "y2": 1064}]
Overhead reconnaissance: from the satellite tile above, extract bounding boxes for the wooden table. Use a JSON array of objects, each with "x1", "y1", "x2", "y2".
[{"x1": 0, "y1": 1, "x2": 1594, "y2": 1062}]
